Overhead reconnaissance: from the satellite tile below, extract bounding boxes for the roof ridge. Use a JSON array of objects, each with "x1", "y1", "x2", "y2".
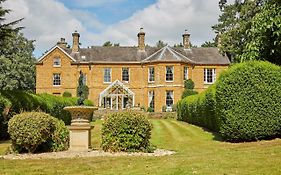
[
  {"x1": 169, "y1": 47, "x2": 196, "y2": 63},
  {"x1": 141, "y1": 47, "x2": 164, "y2": 62}
]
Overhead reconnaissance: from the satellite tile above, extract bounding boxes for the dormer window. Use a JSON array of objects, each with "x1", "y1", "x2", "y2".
[
  {"x1": 81, "y1": 55, "x2": 86, "y2": 61},
  {"x1": 53, "y1": 58, "x2": 61, "y2": 67}
]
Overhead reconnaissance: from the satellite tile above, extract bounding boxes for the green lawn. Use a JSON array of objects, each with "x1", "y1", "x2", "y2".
[{"x1": 1, "y1": 119, "x2": 281, "y2": 175}]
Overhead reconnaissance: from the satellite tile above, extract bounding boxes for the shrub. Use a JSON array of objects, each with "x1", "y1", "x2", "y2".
[
  {"x1": 182, "y1": 79, "x2": 198, "y2": 99},
  {"x1": 147, "y1": 107, "x2": 154, "y2": 113},
  {"x1": 62, "y1": 91, "x2": 72, "y2": 97},
  {"x1": 184, "y1": 79, "x2": 195, "y2": 89},
  {"x1": 216, "y1": 61, "x2": 281, "y2": 141},
  {"x1": 101, "y1": 111, "x2": 153, "y2": 152},
  {"x1": 181, "y1": 89, "x2": 198, "y2": 99},
  {"x1": 8, "y1": 112, "x2": 69, "y2": 153},
  {"x1": 0, "y1": 91, "x2": 93, "y2": 141}
]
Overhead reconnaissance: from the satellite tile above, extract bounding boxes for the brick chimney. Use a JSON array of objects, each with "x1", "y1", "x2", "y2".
[
  {"x1": 182, "y1": 30, "x2": 191, "y2": 49},
  {"x1": 137, "y1": 27, "x2": 145, "y2": 51},
  {"x1": 72, "y1": 30, "x2": 80, "y2": 52},
  {"x1": 57, "y1": 38, "x2": 67, "y2": 49}
]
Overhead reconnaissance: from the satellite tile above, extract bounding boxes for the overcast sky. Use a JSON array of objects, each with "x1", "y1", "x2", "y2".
[{"x1": 3, "y1": 0, "x2": 222, "y2": 57}]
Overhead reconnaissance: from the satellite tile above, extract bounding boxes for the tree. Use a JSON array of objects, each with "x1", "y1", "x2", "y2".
[
  {"x1": 201, "y1": 40, "x2": 217, "y2": 47},
  {"x1": 0, "y1": 0, "x2": 23, "y2": 48},
  {"x1": 0, "y1": 1, "x2": 35, "y2": 91},
  {"x1": 241, "y1": 0, "x2": 281, "y2": 65},
  {"x1": 103, "y1": 41, "x2": 113, "y2": 47},
  {"x1": 212, "y1": 0, "x2": 266, "y2": 62},
  {"x1": 156, "y1": 40, "x2": 167, "y2": 48},
  {"x1": 76, "y1": 71, "x2": 89, "y2": 105},
  {"x1": 103, "y1": 41, "x2": 120, "y2": 47},
  {"x1": 0, "y1": 32, "x2": 35, "y2": 90}
]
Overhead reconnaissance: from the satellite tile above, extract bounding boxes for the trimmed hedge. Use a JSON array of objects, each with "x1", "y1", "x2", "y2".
[
  {"x1": 101, "y1": 111, "x2": 154, "y2": 152},
  {"x1": 177, "y1": 85, "x2": 218, "y2": 132},
  {"x1": 216, "y1": 61, "x2": 281, "y2": 141},
  {"x1": 177, "y1": 61, "x2": 281, "y2": 142},
  {"x1": 0, "y1": 91, "x2": 93, "y2": 140},
  {"x1": 8, "y1": 112, "x2": 69, "y2": 153}
]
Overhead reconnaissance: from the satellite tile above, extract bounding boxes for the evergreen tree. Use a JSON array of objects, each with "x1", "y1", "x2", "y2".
[
  {"x1": 0, "y1": 0, "x2": 23, "y2": 48},
  {"x1": 0, "y1": 0, "x2": 35, "y2": 90}
]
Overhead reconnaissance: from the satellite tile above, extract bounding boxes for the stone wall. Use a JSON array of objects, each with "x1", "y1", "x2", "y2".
[{"x1": 36, "y1": 48, "x2": 228, "y2": 112}]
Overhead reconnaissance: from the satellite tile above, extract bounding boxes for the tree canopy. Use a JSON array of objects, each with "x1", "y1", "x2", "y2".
[
  {"x1": 212, "y1": 0, "x2": 267, "y2": 63},
  {"x1": 0, "y1": 0, "x2": 35, "y2": 90},
  {"x1": 241, "y1": 0, "x2": 281, "y2": 65}
]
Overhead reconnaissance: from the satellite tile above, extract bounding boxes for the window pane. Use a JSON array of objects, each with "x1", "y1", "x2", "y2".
[
  {"x1": 104, "y1": 68, "x2": 111, "y2": 82},
  {"x1": 149, "y1": 67, "x2": 155, "y2": 82},
  {"x1": 53, "y1": 58, "x2": 61, "y2": 66},
  {"x1": 184, "y1": 67, "x2": 188, "y2": 80},
  {"x1": 122, "y1": 68, "x2": 129, "y2": 82},
  {"x1": 148, "y1": 91, "x2": 155, "y2": 110},
  {"x1": 53, "y1": 73, "x2": 61, "y2": 86},
  {"x1": 166, "y1": 91, "x2": 173, "y2": 107},
  {"x1": 166, "y1": 66, "x2": 173, "y2": 81},
  {"x1": 204, "y1": 68, "x2": 216, "y2": 84}
]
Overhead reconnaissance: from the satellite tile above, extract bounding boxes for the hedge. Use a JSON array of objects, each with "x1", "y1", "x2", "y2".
[
  {"x1": 177, "y1": 85, "x2": 218, "y2": 132},
  {"x1": 0, "y1": 91, "x2": 93, "y2": 140},
  {"x1": 216, "y1": 61, "x2": 281, "y2": 141},
  {"x1": 177, "y1": 61, "x2": 281, "y2": 142}
]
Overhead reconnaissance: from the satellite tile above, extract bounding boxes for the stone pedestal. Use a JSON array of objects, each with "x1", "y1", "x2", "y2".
[
  {"x1": 68, "y1": 123, "x2": 94, "y2": 151},
  {"x1": 64, "y1": 106, "x2": 98, "y2": 151}
]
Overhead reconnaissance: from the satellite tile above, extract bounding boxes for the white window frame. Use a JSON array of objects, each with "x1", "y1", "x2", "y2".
[
  {"x1": 122, "y1": 67, "x2": 129, "y2": 83},
  {"x1": 166, "y1": 90, "x2": 174, "y2": 109},
  {"x1": 204, "y1": 68, "x2": 216, "y2": 84},
  {"x1": 53, "y1": 58, "x2": 61, "y2": 67},
  {"x1": 184, "y1": 66, "x2": 188, "y2": 80},
  {"x1": 53, "y1": 73, "x2": 61, "y2": 86},
  {"x1": 148, "y1": 67, "x2": 155, "y2": 83},
  {"x1": 104, "y1": 68, "x2": 111, "y2": 83},
  {"x1": 166, "y1": 66, "x2": 174, "y2": 82}
]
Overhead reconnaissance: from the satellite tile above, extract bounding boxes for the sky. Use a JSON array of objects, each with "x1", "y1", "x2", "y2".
[{"x1": 3, "y1": 0, "x2": 222, "y2": 58}]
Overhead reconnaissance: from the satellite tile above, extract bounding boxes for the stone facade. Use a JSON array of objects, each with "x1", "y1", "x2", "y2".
[{"x1": 36, "y1": 29, "x2": 229, "y2": 112}]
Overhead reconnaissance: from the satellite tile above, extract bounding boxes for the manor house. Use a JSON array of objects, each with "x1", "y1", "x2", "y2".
[{"x1": 36, "y1": 28, "x2": 230, "y2": 112}]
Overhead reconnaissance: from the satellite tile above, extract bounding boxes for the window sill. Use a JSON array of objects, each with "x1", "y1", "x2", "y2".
[
  {"x1": 204, "y1": 82, "x2": 214, "y2": 85},
  {"x1": 53, "y1": 85, "x2": 61, "y2": 87},
  {"x1": 148, "y1": 81, "x2": 155, "y2": 84},
  {"x1": 53, "y1": 65, "x2": 61, "y2": 68},
  {"x1": 166, "y1": 81, "x2": 174, "y2": 83},
  {"x1": 103, "y1": 82, "x2": 111, "y2": 84}
]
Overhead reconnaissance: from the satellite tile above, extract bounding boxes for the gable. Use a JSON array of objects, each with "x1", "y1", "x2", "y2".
[{"x1": 37, "y1": 45, "x2": 76, "y2": 64}]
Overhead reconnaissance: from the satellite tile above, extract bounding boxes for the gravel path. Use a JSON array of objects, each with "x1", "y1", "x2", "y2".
[{"x1": 1, "y1": 149, "x2": 175, "y2": 160}]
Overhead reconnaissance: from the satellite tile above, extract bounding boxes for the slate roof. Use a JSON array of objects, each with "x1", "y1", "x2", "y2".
[{"x1": 39, "y1": 45, "x2": 230, "y2": 65}]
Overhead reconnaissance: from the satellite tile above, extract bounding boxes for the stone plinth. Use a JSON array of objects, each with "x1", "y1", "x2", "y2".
[
  {"x1": 64, "y1": 106, "x2": 98, "y2": 151},
  {"x1": 68, "y1": 123, "x2": 94, "y2": 151}
]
